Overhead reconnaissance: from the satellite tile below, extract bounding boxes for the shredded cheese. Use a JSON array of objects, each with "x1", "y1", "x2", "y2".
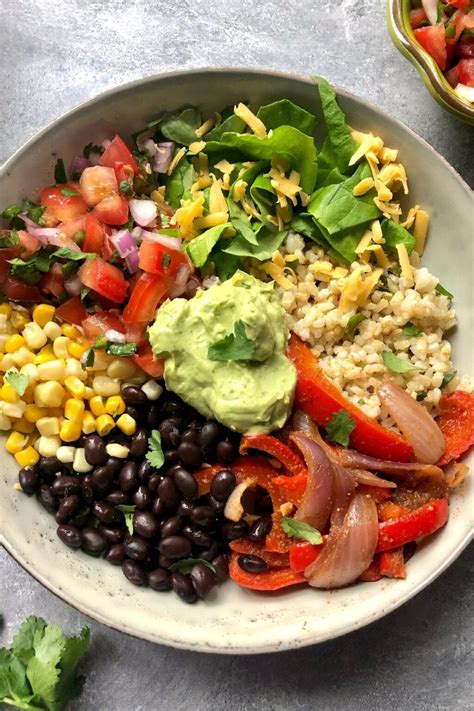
[
  {"x1": 215, "y1": 159, "x2": 235, "y2": 174},
  {"x1": 233, "y1": 179, "x2": 247, "y2": 202},
  {"x1": 371, "y1": 220, "x2": 385, "y2": 244},
  {"x1": 209, "y1": 178, "x2": 228, "y2": 215},
  {"x1": 167, "y1": 147, "x2": 186, "y2": 176},
  {"x1": 234, "y1": 103, "x2": 267, "y2": 139},
  {"x1": 401, "y1": 205, "x2": 420, "y2": 229},
  {"x1": 355, "y1": 230, "x2": 373, "y2": 255},
  {"x1": 367, "y1": 244, "x2": 390, "y2": 268},
  {"x1": 195, "y1": 115, "x2": 217, "y2": 138},
  {"x1": 262, "y1": 262, "x2": 294, "y2": 290},
  {"x1": 191, "y1": 175, "x2": 212, "y2": 193},
  {"x1": 352, "y1": 177, "x2": 374, "y2": 196},
  {"x1": 374, "y1": 197, "x2": 402, "y2": 219},
  {"x1": 171, "y1": 194, "x2": 205, "y2": 239},
  {"x1": 396, "y1": 243, "x2": 414, "y2": 284},
  {"x1": 339, "y1": 267, "x2": 383, "y2": 313},
  {"x1": 413, "y1": 209, "x2": 429, "y2": 255},
  {"x1": 380, "y1": 146, "x2": 398, "y2": 163},
  {"x1": 241, "y1": 196, "x2": 262, "y2": 221},
  {"x1": 194, "y1": 212, "x2": 229, "y2": 230}
]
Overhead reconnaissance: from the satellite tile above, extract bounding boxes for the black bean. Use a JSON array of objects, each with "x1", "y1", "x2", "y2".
[
  {"x1": 124, "y1": 535, "x2": 150, "y2": 561},
  {"x1": 148, "y1": 473, "x2": 163, "y2": 493},
  {"x1": 81, "y1": 476, "x2": 94, "y2": 504},
  {"x1": 68, "y1": 506, "x2": 90, "y2": 528},
  {"x1": 159, "y1": 554, "x2": 173, "y2": 569},
  {"x1": 133, "y1": 511, "x2": 159, "y2": 539},
  {"x1": 105, "y1": 543, "x2": 126, "y2": 565},
  {"x1": 147, "y1": 404, "x2": 161, "y2": 428},
  {"x1": 210, "y1": 469, "x2": 236, "y2": 501},
  {"x1": 152, "y1": 497, "x2": 166, "y2": 517},
  {"x1": 91, "y1": 466, "x2": 114, "y2": 492},
  {"x1": 57, "y1": 524, "x2": 82, "y2": 548},
  {"x1": 199, "y1": 541, "x2": 219, "y2": 562},
  {"x1": 190, "y1": 564, "x2": 215, "y2": 599},
  {"x1": 122, "y1": 559, "x2": 146, "y2": 585},
  {"x1": 182, "y1": 525, "x2": 212, "y2": 549},
  {"x1": 97, "y1": 524, "x2": 124, "y2": 544},
  {"x1": 158, "y1": 535, "x2": 192, "y2": 560},
  {"x1": 106, "y1": 490, "x2": 130, "y2": 506},
  {"x1": 148, "y1": 568, "x2": 171, "y2": 591},
  {"x1": 39, "y1": 456, "x2": 62, "y2": 478},
  {"x1": 180, "y1": 428, "x2": 199, "y2": 445},
  {"x1": 122, "y1": 385, "x2": 147, "y2": 405},
  {"x1": 129, "y1": 428, "x2": 148, "y2": 458},
  {"x1": 164, "y1": 450, "x2": 179, "y2": 467},
  {"x1": 138, "y1": 459, "x2": 152, "y2": 481},
  {"x1": 199, "y1": 422, "x2": 220, "y2": 449},
  {"x1": 177, "y1": 500, "x2": 194, "y2": 518},
  {"x1": 126, "y1": 405, "x2": 140, "y2": 421},
  {"x1": 157, "y1": 477, "x2": 178, "y2": 507},
  {"x1": 216, "y1": 440, "x2": 237, "y2": 465},
  {"x1": 238, "y1": 554, "x2": 268, "y2": 573},
  {"x1": 83, "y1": 434, "x2": 106, "y2": 466},
  {"x1": 159, "y1": 420, "x2": 181, "y2": 448},
  {"x1": 254, "y1": 493, "x2": 273, "y2": 515},
  {"x1": 161, "y1": 515, "x2": 182, "y2": 538},
  {"x1": 52, "y1": 475, "x2": 81, "y2": 497},
  {"x1": 81, "y1": 527, "x2": 107, "y2": 556},
  {"x1": 105, "y1": 457, "x2": 122, "y2": 475},
  {"x1": 249, "y1": 516, "x2": 272, "y2": 543},
  {"x1": 170, "y1": 572, "x2": 197, "y2": 604},
  {"x1": 18, "y1": 466, "x2": 38, "y2": 495},
  {"x1": 211, "y1": 554, "x2": 229, "y2": 583},
  {"x1": 173, "y1": 468, "x2": 198, "y2": 500},
  {"x1": 92, "y1": 501, "x2": 120, "y2": 525},
  {"x1": 38, "y1": 485, "x2": 57, "y2": 514},
  {"x1": 132, "y1": 484, "x2": 152, "y2": 510},
  {"x1": 190, "y1": 506, "x2": 215, "y2": 528},
  {"x1": 177, "y1": 442, "x2": 202, "y2": 468},
  {"x1": 56, "y1": 494, "x2": 82, "y2": 523},
  {"x1": 207, "y1": 494, "x2": 225, "y2": 513},
  {"x1": 162, "y1": 399, "x2": 182, "y2": 417},
  {"x1": 119, "y1": 462, "x2": 138, "y2": 492},
  {"x1": 221, "y1": 520, "x2": 249, "y2": 542}
]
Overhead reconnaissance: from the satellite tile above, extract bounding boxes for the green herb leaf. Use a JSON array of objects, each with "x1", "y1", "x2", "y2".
[
  {"x1": 441, "y1": 372, "x2": 455, "y2": 389},
  {"x1": 312, "y1": 76, "x2": 358, "y2": 173},
  {"x1": 256, "y1": 99, "x2": 316, "y2": 136},
  {"x1": 106, "y1": 342, "x2": 137, "y2": 356},
  {"x1": 169, "y1": 558, "x2": 216, "y2": 575},
  {"x1": 208, "y1": 320, "x2": 256, "y2": 362},
  {"x1": 116, "y1": 504, "x2": 136, "y2": 535},
  {"x1": 160, "y1": 107, "x2": 202, "y2": 146},
  {"x1": 119, "y1": 180, "x2": 133, "y2": 196},
  {"x1": 204, "y1": 113, "x2": 246, "y2": 141},
  {"x1": 402, "y1": 322, "x2": 422, "y2": 337},
  {"x1": 26, "y1": 204, "x2": 47, "y2": 225},
  {"x1": 1, "y1": 203, "x2": 23, "y2": 220},
  {"x1": 416, "y1": 390, "x2": 427, "y2": 401},
  {"x1": 381, "y1": 219, "x2": 416, "y2": 255},
  {"x1": 0, "y1": 648, "x2": 34, "y2": 706},
  {"x1": 435, "y1": 283, "x2": 454, "y2": 300},
  {"x1": 83, "y1": 143, "x2": 103, "y2": 159},
  {"x1": 325, "y1": 409, "x2": 356, "y2": 447},
  {"x1": 212, "y1": 251, "x2": 241, "y2": 281},
  {"x1": 93, "y1": 335, "x2": 107, "y2": 350},
  {"x1": 5, "y1": 370, "x2": 29, "y2": 396},
  {"x1": 163, "y1": 159, "x2": 195, "y2": 208},
  {"x1": 8, "y1": 251, "x2": 52, "y2": 285},
  {"x1": 146, "y1": 429, "x2": 165, "y2": 469},
  {"x1": 60, "y1": 187, "x2": 80, "y2": 197},
  {"x1": 0, "y1": 231, "x2": 20, "y2": 248},
  {"x1": 346, "y1": 313, "x2": 365, "y2": 334},
  {"x1": 54, "y1": 158, "x2": 67, "y2": 185},
  {"x1": 382, "y1": 351, "x2": 422, "y2": 374},
  {"x1": 281, "y1": 517, "x2": 323, "y2": 545},
  {"x1": 51, "y1": 247, "x2": 96, "y2": 261},
  {"x1": 186, "y1": 223, "x2": 232, "y2": 267},
  {"x1": 83, "y1": 348, "x2": 95, "y2": 369}
]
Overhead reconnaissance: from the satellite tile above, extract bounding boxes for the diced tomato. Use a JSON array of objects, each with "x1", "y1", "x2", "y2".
[
  {"x1": 410, "y1": 8, "x2": 428, "y2": 29},
  {"x1": 123, "y1": 272, "x2": 170, "y2": 323},
  {"x1": 57, "y1": 215, "x2": 86, "y2": 240},
  {"x1": 131, "y1": 343, "x2": 165, "y2": 379},
  {"x1": 445, "y1": 40, "x2": 457, "y2": 66},
  {"x1": 40, "y1": 183, "x2": 88, "y2": 222},
  {"x1": 138, "y1": 240, "x2": 190, "y2": 279},
  {"x1": 101, "y1": 235, "x2": 116, "y2": 261},
  {"x1": 0, "y1": 247, "x2": 19, "y2": 286},
  {"x1": 113, "y1": 160, "x2": 135, "y2": 185},
  {"x1": 437, "y1": 391, "x2": 474, "y2": 465},
  {"x1": 99, "y1": 135, "x2": 139, "y2": 175},
  {"x1": 78, "y1": 258, "x2": 128, "y2": 304},
  {"x1": 93, "y1": 194, "x2": 129, "y2": 226},
  {"x1": 445, "y1": 62, "x2": 461, "y2": 86},
  {"x1": 55, "y1": 295, "x2": 88, "y2": 325},
  {"x1": 79, "y1": 166, "x2": 118, "y2": 207},
  {"x1": 458, "y1": 57, "x2": 474, "y2": 85},
  {"x1": 83, "y1": 214, "x2": 106, "y2": 254},
  {"x1": 38, "y1": 263, "x2": 65, "y2": 299},
  {"x1": 458, "y1": 34, "x2": 474, "y2": 58},
  {"x1": 17, "y1": 230, "x2": 40, "y2": 257},
  {"x1": 414, "y1": 24, "x2": 447, "y2": 70},
  {"x1": 447, "y1": 0, "x2": 469, "y2": 9},
  {"x1": 82, "y1": 312, "x2": 125, "y2": 340},
  {"x1": 4, "y1": 277, "x2": 42, "y2": 302},
  {"x1": 125, "y1": 322, "x2": 147, "y2": 345}
]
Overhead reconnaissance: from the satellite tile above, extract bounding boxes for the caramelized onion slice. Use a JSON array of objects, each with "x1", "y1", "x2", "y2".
[
  {"x1": 290, "y1": 432, "x2": 335, "y2": 531},
  {"x1": 331, "y1": 464, "x2": 356, "y2": 527},
  {"x1": 351, "y1": 469, "x2": 397, "y2": 489}
]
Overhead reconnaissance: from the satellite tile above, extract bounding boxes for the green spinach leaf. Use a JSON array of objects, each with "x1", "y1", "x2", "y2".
[
  {"x1": 381, "y1": 219, "x2": 416, "y2": 254},
  {"x1": 257, "y1": 99, "x2": 316, "y2": 135},
  {"x1": 186, "y1": 223, "x2": 232, "y2": 267},
  {"x1": 312, "y1": 75, "x2": 357, "y2": 173}
]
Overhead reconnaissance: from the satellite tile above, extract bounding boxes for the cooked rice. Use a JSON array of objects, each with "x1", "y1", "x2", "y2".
[{"x1": 277, "y1": 233, "x2": 472, "y2": 428}]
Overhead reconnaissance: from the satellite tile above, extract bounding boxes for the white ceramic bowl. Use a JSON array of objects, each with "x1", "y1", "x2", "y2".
[{"x1": 1, "y1": 69, "x2": 473, "y2": 654}]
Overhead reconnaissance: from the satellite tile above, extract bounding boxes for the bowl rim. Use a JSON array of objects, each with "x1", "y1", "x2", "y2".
[
  {"x1": 0, "y1": 67, "x2": 472, "y2": 653},
  {"x1": 386, "y1": 0, "x2": 474, "y2": 124}
]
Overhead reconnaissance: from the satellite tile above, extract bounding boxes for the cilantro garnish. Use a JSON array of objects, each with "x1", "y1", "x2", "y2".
[
  {"x1": 119, "y1": 180, "x2": 133, "y2": 196},
  {"x1": 161, "y1": 253, "x2": 172, "y2": 269},
  {"x1": 208, "y1": 320, "x2": 256, "y2": 362},
  {"x1": 441, "y1": 372, "x2": 455, "y2": 389},
  {"x1": 51, "y1": 247, "x2": 96, "y2": 261},
  {"x1": 169, "y1": 559, "x2": 216, "y2": 575},
  {"x1": 281, "y1": 517, "x2": 323, "y2": 545},
  {"x1": 61, "y1": 187, "x2": 80, "y2": 197},
  {"x1": 382, "y1": 351, "x2": 422, "y2": 374},
  {"x1": 54, "y1": 158, "x2": 67, "y2": 185},
  {"x1": 5, "y1": 370, "x2": 29, "y2": 396},
  {"x1": 325, "y1": 409, "x2": 356, "y2": 447},
  {"x1": 435, "y1": 283, "x2": 453, "y2": 300},
  {"x1": 145, "y1": 430, "x2": 165, "y2": 469},
  {"x1": 0, "y1": 231, "x2": 20, "y2": 248},
  {"x1": 402, "y1": 322, "x2": 422, "y2": 337},
  {"x1": 346, "y1": 313, "x2": 365, "y2": 334},
  {"x1": 106, "y1": 342, "x2": 137, "y2": 356},
  {"x1": 83, "y1": 143, "x2": 103, "y2": 159},
  {"x1": 116, "y1": 504, "x2": 136, "y2": 534}
]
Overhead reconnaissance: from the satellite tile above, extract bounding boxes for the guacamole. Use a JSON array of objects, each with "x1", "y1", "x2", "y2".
[{"x1": 149, "y1": 271, "x2": 296, "y2": 433}]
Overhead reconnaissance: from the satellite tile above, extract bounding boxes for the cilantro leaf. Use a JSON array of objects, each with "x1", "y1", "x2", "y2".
[
  {"x1": 416, "y1": 390, "x2": 427, "y2": 401},
  {"x1": 93, "y1": 335, "x2": 107, "y2": 350},
  {"x1": 1, "y1": 203, "x2": 23, "y2": 220},
  {"x1": 51, "y1": 247, "x2": 96, "y2": 261},
  {"x1": 441, "y1": 372, "x2": 455, "y2": 389},
  {"x1": 12, "y1": 617, "x2": 47, "y2": 667},
  {"x1": 382, "y1": 351, "x2": 422, "y2": 374},
  {"x1": 83, "y1": 143, "x2": 103, "y2": 159},
  {"x1": 0, "y1": 648, "x2": 33, "y2": 707},
  {"x1": 5, "y1": 370, "x2": 29, "y2": 396},
  {"x1": 54, "y1": 627, "x2": 90, "y2": 707},
  {"x1": 325, "y1": 409, "x2": 356, "y2": 447},
  {"x1": 145, "y1": 430, "x2": 165, "y2": 469},
  {"x1": 402, "y1": 322, "x2": 422, "y2": 337},
  {"x1": 116, "y1": 504, "x2": 136, "y2": 534},
  {"x1": 435, "y1": 283, "x2": 454, "y2": 300},
  {"x1": 8, "y1": 251, "x2": 52, "y2": 285},
  {"x1": 106, "y1": 342, "x2": 137, "y2": 356},
  {"x1": 60, "y1": 187, "x2": 80, "y2": 197},
  {"x1": 26, "y1": 624, "x2": 66, "y2": 707},
  {"x1": 346, "y1": 313, "x2": 365, "y2": 334},
  {"x1": 26, "y1": 204, "x2": 46, "y2": 225},
  {"x1": 281, "y1": 517, "x2": 323, "y2": 545},
  {"x1": 83, "y1": 348, "x2": 95, "y2": 369},
  {"x1": 0, "y1": 231, "x2": 20, "y2": 248},
  {"x1": 169, "y1": 558, "x2": 216, "y2": 575},
  {"x1": 208, "y1": 320, "x2": 256, "y2": 362},
  {"x1": 54, "y1": 158, "x2": 67, "y2": 185},
  {"x1": 119, "y1": 180, "x2": 133, "y2": 196}
]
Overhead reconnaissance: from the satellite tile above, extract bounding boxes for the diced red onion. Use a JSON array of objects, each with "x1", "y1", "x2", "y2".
[
  {"x1": 331, "y1": 464, "x2": 356, "y2": 527},
  {"x1": 64, "y1": 275, "x2": 83, "y2": 296},
  {"x1": 135, "y1": 130, "x2": 154, "y2": 152},
  {"x1": 351, "y1": 469, "x2": 397, "y2": 489},
  {"x1": 102, "y1": 139, "x2": 111, "y2": 150},
  {"x1": 305, "y1": 494, "x2": 379, "y2": 589},
  {"x1": 290, "y1": 432, "x2": 335, "y2": 531},
  {"x1": 143, "y1": 138, "x2": 159, "y2": 160},
  {"x1": 19, "y1": 213, "x2": 41, "y2": 232},
  {"x1": 141, "y1": 231, "x2": 182, "y2": 250},
  {"x1": 168, "y1": 263, "x2": 193, "y2": 299},
  {"x1": 129, "y1": 199, "x2": 158, "y2": 227},
  {"x1": 71, "y1": 156, "x2": 91, "y2": 177},
  {"x1": 27, "y1": 226, "x2": 81, "y2": 252},
  {"x1": 105, "y1": 329, "x2": 126, "y2": 343},
  {"x1": 111, "y1": 230, "x2": 137, "y2": 258},
  {"x1": 125, "y1": 250, "x2": 140, "y2": 274},
  {"x1": 378, "y1": 381, "x2": 445, "y2": 464},
  {"x1": 422, "y1": 0, "x2": 438, "y2": 24},
  {"x1": 154, "y1": 142, "x2": 175, "y2": 173},
  {"x1": 224, "y1": 479, "x2": 255, "y2": 522}
]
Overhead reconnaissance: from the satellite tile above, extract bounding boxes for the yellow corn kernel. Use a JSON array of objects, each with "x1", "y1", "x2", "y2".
[
  {"x1": 10, "y1": 311, "x2": 29, "y2": 331},
  {"x1": 0, "y1": 383, "x2": 20, "y2": 403},
  {"x1": 105, "y1": 396, "x2": 126, "y2": 417},
  {"x1": 65, "y1": 357, "x2": 88, "y2": 381},
  {"x1": 82, "y1": 410, "x2": 96, "y2": 434},
  {"x1": 89, "y1": 395, "x2": 106, "y2": 416},
  {"x1": 64, "y1": 375, "x2": 86, "y2": 399},
  {"x1": 34, "y1": 382, "x2": 66, "y2": 408},
  {"x1": 116, "y1": 413, "x2": 136, "y2": 436},
  {"x1": 36, "y1": 416, "x2": 60, "y2": 437},
  {"x1": 20, "y1": 363, "x2": 39, "y2": 384},
  {"x1": 24, "y1": 404, "x2": 48, "y2": 423},
  {"x1": 0, "y1": 354, "x2": 15, "y2": 372},
  {"x1": 59, "y1": 419, "x2": 82, "y2": 442},
  {"x1": 5, "y1": 334, "x2": 26, "y2": 353},
  {"x1": 37, "y1": 359, "x2": 66, "y2": 382},
  {"x1": 64, "y1": 398, "x2": 85, "y2": 423},
  {"x1": 52, "y1": 336, "x2": 70, "y2": 359},
  {"x1": 6, "y1": 431, "x2": 29, "y2": 454},
  {"x1": 95, "y1": 414, "x2": 115, "y2": 436},
  {"x1": 0, "y1": 304, "x2": 12, "y2": 316},
  {"x1": 47, "y1": 407, "x2": 64, "y2": 418},
  {"x1": 32, "y1": 304, "x2": 55, "y2": 328},
  {"x1": 3, "y1": 400, "x2": 26, "y2": 418},
  {"x1": 23, "y1": 322, "x2": 47, "y2": 350},
  {"x1": 15, "y1": 446, "x2": 40, "y2": 467},
  {"x1": 11, "y1": 347, "x2": 35, "y2": 367},
  {"x1": 106, "y1": 358, "x2": 136, "y2": 380},
  {"x1": 62, "y1": 324, "x2": 80, "y2": 339},
  {"x1": 83, "y1": 386, "x2": 94, "y2": 399},
  {"x1": 13, "y1": 417, "x2": 35, "y2": 434},
  {"x1": 68, "y1": 342, "x2": 86, "y2": 359},
  {"x1": 43, "y1": 321, "x2": 62, "y2": 340},
  {"x1": 34, "y1": 351, "x2": 55, "y2": 365},
  {"x1": 92, "y1": 375, "x2": 120, "y2": 397}
]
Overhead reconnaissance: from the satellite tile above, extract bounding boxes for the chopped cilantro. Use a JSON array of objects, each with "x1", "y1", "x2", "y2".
[
  {"x1": 5, "y1": 370, "x2": 29, "y2": 396},
  {"x1": 382, "y1": 351, "x2": 422, "y2": 374},
  {"x1": 0, "y1": 231, "x2": 20, "y2": 248},
  {"x1": 145, "y1": 430, "x2": 165, "y2": 469},
  {"x1": 169, "y1": 558, "x2": 216, "y2": 575},
  {"x1": 441, "y1": 372, "x2": 455, "y2": 389},
  {"x1": 119, "y1": 180, "x2": 133, "y2": 196},
  {"x1": 51, "y1": 247, "x2": 96, "y2": 261},
  {"x1": 116, "y1": 504, "x2": 136, "y2": 534},
  {"x1": 346, "y1": 313, "x2": 365, "y2": 334},
  {"x1": 435, "y1": 283, "x2": 453, "y2": 300},
  {"x1": 161, "y1": 253, "x2": 172, "y2": 269},
  {"x1": 83, "y1": 348, "x2": 95, "y2": 369},
  {"x1": 208, "y1": 320, "x2": 256, "y2": 362},
  {"x1": 325, "y1": 409, "x2": 356, "y2": 447},
  {"x1": 106, "y1": 342, "x2": 137, "y2": 356},
  {"x1": 54, "y1": 158, "x2": 67, "y2": 184},
  {"x1": 61, "y1": 187, "x2": 80, "y2": 197},
  {"x1": 402, "y1": 322, "x2": 422, "y2": 337},
  {"x1": 281, "y1": 517, "x2": 323, "y2": 545},
  {"x1": 416, "y1": 390, "x2": 427, "y2": 401}
]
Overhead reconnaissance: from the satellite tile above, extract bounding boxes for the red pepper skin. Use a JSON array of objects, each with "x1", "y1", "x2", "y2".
[
  {"x1": 437, "y1": 391, "x2": 474, "y2": 466},
  {"x1": 359, "y1": 557, "x2": 382, "y2": 582},
  {"x1": 379, "y1": 548, "x2": 406, "y2": 579},
  {"x1": 229, "y1": 553, "x2": 305, "y2": 591},
  {"x1": 357, "y1": 485, "x2": 392, "y2": 504},
  {"x1": 287, "y1": 336, "x2": 414, "y2": 462},
  {"x1": 239, "y1": 434, "x2": 307, "y2": 477},
  {"x1": 289, "y1": 541, "x2": 323, "y2": 573},
  {"x1": 229, "y1": 539, "x2": 290, "y2": 568},
  {"x1": 376, "y1": 499, "x2": 449, "y2": 552}
]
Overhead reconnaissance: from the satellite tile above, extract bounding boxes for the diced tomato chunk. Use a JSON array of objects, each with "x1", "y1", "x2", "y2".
[
  {"x1": 79, "y1": 166, "x2": 118, "y2": 207},
  {"x1": 414, "y1": 24, "x2": 447, "y2": 70},
  {"x1": 138, "y1": 239, "x2": 191, "y2": 279},
  {"x1": 83, "y1": 213, "x2": 107, "y2": 254},
  {"x1": 40, "y1": 183, "x2": 88, "y2": 222},
  {"x1": 38, "y1": 263, "x2": 65, "y2": 299},
  {"x1": 122, "y1": 272, "x2": 170, "y2": 323},
  {"x1": 0, "y1": 247, "x2": 19, "y2": 286},
  {"x1": 17, "y1": 230, "x2": 41, "y2": 257},
  {"x1": 458, "y1": 58, "x2": 474, "y2": 86},
  {"x1": 82, "y1": 312, "x2": 125, "y2": 340},
  {"x1": 445, "y1": 62, "x2": 461, "y2": 87},
  {"x1": 99, "y1": 135, "x2": 139, "y2": 175},
  {"x1": 131, "y1": 344, "x2": 165, "y2": 378},
  {"x1": 458, "y1": 34, "x2": 474, "y2": 59},
  {"x1": 78, "y1": 258, "x2": 128, "y2": 304},
  {"x1": 93, "y1": 194, "x2": 129, "y2": 226},
  {"x1": 410, "y1": 8, "x2": 428, "y2": 29},
  {"x1": 55, "y1": 295, "x2": 88, "y2": 325},
  {"x1": 4, "y1": 277, "x2": 42, "y2": 302},
  {"x1": 57, "y1": 215, "x2": 86, "y2": 240},
  {"x1": 447, "y1": 0, "x2": 469, "y2": 9}
]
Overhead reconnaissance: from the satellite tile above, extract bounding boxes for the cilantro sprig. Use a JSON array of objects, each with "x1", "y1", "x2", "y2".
[
  {"x1": 325, "y1": 409, "x2": 356, "y2": 448},
  {"x1": 145, "y1": 430, "x2": 165, "y2": 469},
  {"x1": 208, "y1": 320, "x2": 256, "y2": 362},
  {"x1": 281, "y1": 518, "x2": 323, "y2": 545}
]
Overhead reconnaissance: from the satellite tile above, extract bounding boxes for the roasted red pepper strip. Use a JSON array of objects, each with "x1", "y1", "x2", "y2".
[
  {"x1": 287, "y1": 335, "x2": 414, "y2": 462},
  {"x1": 229, "y1": 539, "x2": 290, "y2": 568},
  {"x1": 437, "y1": 391, "x2": 474, "y2": 466},
  {"x1": 357, "y1": 485, "x2": 392, "y2": 504},
  {"x1": 240, "y1": 434, "x2": 307, "y2": 477},
  {"x1": 359, "y1": 556, "x2": 382, "y2": 582},
  {"x1": 289, "y1": 541, "x2": 323, "y2": 573},
  {"x1": 229, "y1": 553, "x2": 305, "y2": 591},
  {"x1": 379, "y1": 548, "x2": 406, "y2": 579},
  {"x1": 376, "y1": 498, "x2": 449, "y2": 552}
]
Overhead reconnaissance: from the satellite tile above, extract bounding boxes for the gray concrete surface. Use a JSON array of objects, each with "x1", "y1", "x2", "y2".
[{"x1": 0, "y1": 0, "x2": 473, "y2": 709}]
